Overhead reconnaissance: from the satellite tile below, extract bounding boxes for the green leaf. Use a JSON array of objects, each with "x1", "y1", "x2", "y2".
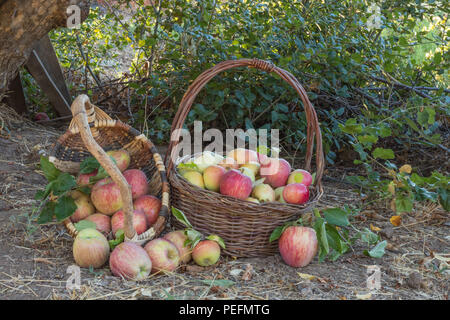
[
  {"x1": 80, "y1": 157, "x2": 100, "y2": 174},
  {"x1": 325, "y1": 224, "x2": 348, "y2": 255},
  {"x1": 357, "y1": 135, "x2": 378, "y2": 145},
  {"x1": 360, "y1": 228, "x2": 380, "y2": 245},
  {"x1": 200, "y1": 279, "x2": 235, "y2": 288},
  {"x1": 372, "y1": 148, "x2": 395, "y2": 160},
  {"x1": 52, "y1": 173, "x2": 77, "y2": 195},
  {"x1": 206, "y1": 234, "x2": 226, "y2": 249},
  {"x1": 171, "y1": 207, "x2": 193, "y2": 228},
  {"x1": 322, "y1": 208, "x2": 350, "y2": 227},
  {"x1": 395, "y1": 194, "x2": 414, "y2": 213},
  {"x1": 313, "y1": 217, "x2": 329, "y2": 262},
  {"x1": 185, "y1": 228, "x2": 203, "y2": 243},
  {"x1": 269, "y1": 225, "x2": 285, "y2": 243},
  {"x1": 74, "y1": 220, "x2": 97, "y2": 232},
  {"x1": 40, "y1": 156, "x2": 61, "y2": 182},
  {"x1": 364, "y1": 240, "x2": 387, "y2": 258},
  {"x1": 339, "y1": 118, "x2": 363, "y2": 135},
  {"x1": 109, "y1": 229, "x2": 124, "y2": 250},
  {"x1": 176, "y1": 162, "x2": 200, "y2": 174},
  {"x1": 437, "y1": 187, "x2": 449, "y2": 212},
  {"x1": 37, "y1": 201, "x2": 56, "y2": 224},
  {"x1": 54, "y1": 195, "x2": 77, "y2": 221}
]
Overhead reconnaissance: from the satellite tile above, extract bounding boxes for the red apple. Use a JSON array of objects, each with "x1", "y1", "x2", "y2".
[
  {"x1": 84, "y1": 213, "x2": 111, "y2": 235},
  {"x1": 73, "y1": 228, "x2": 110, "y2": 268},
  {"x1": 34, "y1": 112, "x2": 50, "y2": 121},
  {"x1": 182, "y1": 170, "x2": 205, "y2": 189},
  {"x1": 278, "y1": 226, "x2": 318, "y2": 267},
  {"x1": 163, "y1": 230, "x2": 192, "y2": 264},
  {"x1": 133, "y1": 195, "x2": 161, "y2": 226},
  {"x1": 91, "y1": 177, "x2": 123, "y2": 215},
  {"x1": 192, "y1": 240, "x2": 221, "y2": 267},
  {"x1": 76, "y1": 169, "x2": 98, "y2": 186},
  {"x1": 287, "y1": 169, "x2": 313, "y2": 187},
  {"x1": 69, "y1": 191, "x2": 95, "y2": 222},
  {"x1": 111, "y1": 209, "x2": 148, "y2": 237},
  {"x1": 260, "y1": 158, "x2": 291, "y2": 188},
  {"x1": 219, "y1": 169, "x2": 253, "y2": 200},
  {"x1": 226, "y1": 148, "x2": 258, "y2": 165},
  {"x1": 107, "y1": 149, "x2": 131, "y2": 172},
  {"x1": 282, "y1": 183, "x2": 309, "y2": 205},
  {"x1": 251, "y1": 183, "x2": 275, "y2": 202},
  {"x1": 203, "y1": 165, "x2": 226, "y2": 192},
  {"x1": 144, "y1": 238, "x2": 180, "y2": 273},
  {"x1": 109, "y1": 242, "x2": 152, "y2": 280},
  {"x1": 123, "y1": 169, "x2": 149, "y2": 199}
]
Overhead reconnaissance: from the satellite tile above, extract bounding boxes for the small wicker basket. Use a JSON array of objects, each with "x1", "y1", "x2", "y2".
[
  {"x1": 50, "y1": 94, "x2": 170, "y2": 244},
  {"x1": 165, "y1": 59, "x2": 324, "y2": 258}
]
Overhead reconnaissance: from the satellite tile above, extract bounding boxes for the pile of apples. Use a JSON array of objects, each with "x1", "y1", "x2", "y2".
[{"x1": 178, "y1": 148, "x2": 313, "y2": 205}]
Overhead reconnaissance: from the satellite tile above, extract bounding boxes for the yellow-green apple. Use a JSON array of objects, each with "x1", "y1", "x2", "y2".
[
  {"x1": 69, "y1": 190, "x2": 95, "y2": 222},
  {"x1": 73, "y1": 228, "x2": 110, "y2": 268},
  {"x1": 239, "y1": 166, "x2": 255, "y2": 183},
  {"x1": 111, "y1": 209, "x2": 148, "y2": 237},
  {"x1": 239, "y1": 161, "x2": 260, "y2": 176},
  {"x1": 109, "y1": 242, "x2": 152, "y2": 280},
  {"x1": 226, "y1": 148, "x2": 258, "y2": 165},
  {"x1": 252, "y1": 183, "x2": 275, "y2": 202},
  {"x1": 218, "y1": 156, "x2": 239, "y2": 170},
  {"x1": 123, "y1": 169, "x2": 149, "y2": 199},
  {"x1": 193, "y1": 151, "x2": 224, "y2": 172},
  {"x1": 246, "y1": 197, "x2": 260, "y2": 204},
  {"x1": 192, "y1": 240, "x2": 221, "y2": 267},
  {"x1": 182, "y1": 170, "x2": 205, "y2": 189},
  {"x1": 287, "y1": 169, "x2": 313, "y2": 187},
  {"x1": 219, "y1": 169, "x2": 253, "y2": 200},
  {"x1": 133, "y1": 195, "x2": 161, "y2": 226},
  {"x1": 76, "y1": 169, "x2": 98, "y2": 186},
  {"x1": 283, "y1": 183, "x2": 309, "y2": 204},
  {"x1": 278, "y1": 226, "x2": 318, "y2": 267},
  {"x1": 106, "y1": 149, "x2": 131, "y2": 172},
  {"x1": 203, "y1": 165, "x2": 226, "y2": 192},
  {"x1": 163, "y1": 230, "x2": 192, "y2": 263},
  {"x1": 274, "y1": 187, "x2": 286, "y2": 203},
  {"x1": 260, "y1": 158, "x2": 291, "y2": 188},
  {"x1": 84, "y1": 213, "x2": 111, "y2": 235},
  {"x1": 91, "y1": 177, "x2": 123, "y2": 215},
  {"x1": 144, "y1": 238, "x2": 180, "y2": 273}
]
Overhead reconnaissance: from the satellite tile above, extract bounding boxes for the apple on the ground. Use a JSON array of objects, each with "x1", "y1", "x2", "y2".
[
  {"x1": 144, "y1": 238, "x2": 180, "y2": 273},
  {"x1": 109, "y1": 242, "x2": 152, "y2": 280},
  {"x1": 90, "y1": 177, "x2": 123, "y2": 215},
  {"x1": 133, "y1": 195, "x2": 161, "y2": 226},
  {"x1": 163, "y1": 230, "x2": 192, "y2": 264},
  {"x1": 192, "y1": 240, "x2": 221, "y2": 267},
  {"x1": 73, "y1": 228, "x2": 109, "y2": 268},
  {"x1": 111, "y1": 209, "x2": 148, "y2": 237},
  {"x1": 278, "y1": 226, "x2": 318, "y2": 267}
]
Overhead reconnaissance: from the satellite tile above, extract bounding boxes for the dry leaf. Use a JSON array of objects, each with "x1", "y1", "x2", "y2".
[
  {"x1": 33, "y1": 257, "x2": 55, "y2": 265},
  {"x1": 388, "y1": 181, "x2": 396, "y2": 195},
  {"x1": 390, "y1": 215, "x2": 402, "y2": 227},
  {"x1": 297, "y1": 272, "x2": 316, "y2": 281},
  {"x1": 241, "y1": 264, "x2": 253, "y2": 281},
  {"x1": 399, "y1": 164, "x2": 412, "y2": 174},
  {"x1": 390, "y1": 199, "x2": 396, "y2": 212},
  {"x1": 370, "y1": 224, "x2": 381, "y2": 232}
]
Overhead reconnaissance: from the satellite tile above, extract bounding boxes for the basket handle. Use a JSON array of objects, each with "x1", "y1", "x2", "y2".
[
  {"x1": 165, "y1": 59, "x2": 324, "y2": 189},
  {"x1": 70, "y1": 94, "x2": 137, "y2": 240}
]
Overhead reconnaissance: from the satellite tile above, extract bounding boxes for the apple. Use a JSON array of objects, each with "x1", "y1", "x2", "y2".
[
  {"x1": 239, "y1": 166, "x2": 255, "y2": 183},
  {"x1": 133, "y1": 195, "x2": 161, "y2": 226},
  {"x1": 219, "y1": 169, "x2": 253, "y2": 200},
  {"x1": 283, "y1": 183, "x2": 309, "y2": 205},
  {"x1": 287, "y1": 169, "x2": 313, "y2": 187},
  {"x1": 76, "y1": 169, "x2": 98, "y2": 186},
  {"x1": 73, "y1": 228, "x2": 109, "y2": 268},
  {"x1": 111, "y1": 209, "x2": 148, "y2": 237},
  {"x1": 182, "y1": 170, "x2": 205, "y2": 189},
  {"x1": 91, "y1": 177, "x2": 123, "y2": 215},
  {"x1": 163, "y1": 230, "x2": 192, "y2": 264},
  {"x1": 274, "y1": 186, "x2": 286, "y2": 203},
  {"x1": 226, "y1": 148, "x2": 258, "y2": 165},
  {"x1": 123, "y1": 169, "x2": 149, "y2": 200},
  {"x1": 252, "y1": 183, "x2": 275, "y2": 202},
  {"x1": 192, "y1": 240, "x2": 221, "y2": 267},
  {"x1": 278, "y1": 226, "x2": 318, "y2": 267},
  {"x1": 106, "y1": 149, "x2": 131, "y2": 172},
  {"x1": 246, "y1": 197, "x2": 260, "y2": 204},
  {"x1": 34, "y1": 112, "x2": 50, "y2": 121},
  {"x1": 240, "y1": 161, "x2": 260, "y2": 176},
  {"x1": 260, "y1": 158, "x2": 291, "y2": 188},
  {"x1": 218, "y1": 157, "x2": 239, "y2": 170},
  {"x1": 84, "y1": 213, "x2": 111, "y2": 235},
  {"x1": 203, "y1": 165, "x2": 226, "y2": 192},
  {"x1": 193, "y1": 151, "x2": 224, "y2": 173},
  {"x1": 109, "y1": 242, "x2": 152, "y2": 280},
  {"x1": 69, "y1": 190, "x2": 95, "y2": 222},
  {"x1": 144, "y1": 238, "x2": 180, "y2": 273}
]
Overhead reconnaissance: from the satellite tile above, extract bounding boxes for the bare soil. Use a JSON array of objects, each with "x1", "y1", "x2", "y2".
[{"x1": 0, "y1": 104, "x2": 448, "y2": 300}]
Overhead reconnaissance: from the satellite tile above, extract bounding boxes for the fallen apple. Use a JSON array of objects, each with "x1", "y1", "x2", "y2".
[
  {"x1": 133, "y1": 194, "x2": 161, "y2": 226},
  {"x1": 260, "y1": 158, "x2": 291, "y2": 188},
  {"x1": 84, "y1": 213, "x2": 111, "y2": 235},
  {"x1": 203, "y1": 165, "x2": 226, "y2": 192},
  {"x1": 109, "y1": 242, "x2": 152, "y2": 280},
  {"x1": 163, "y1": 230, "x2": 192, "y2": 264},
  {"x1": 219, "y1": 169, "x2": 253, "y2": 200},
  {"x1": 287, "y1": 169, "x2": 313, "y2": 187},
  {"x1": 91, "y1": 177, "x2": 123, "y2": 215},
  {"x1": 111, "y1": 209, "x2": 148, "y2": 237},
  {"x1": 123, "y1": 169, "x2": 149, "y2": 200},
  {"x1": 278, "y1": 226, "x2": 318, "y2": 267},
  {"x1": 182, "y1": 170, "x2": 205, "y2": 189},
  {"x1": 282, "y1": 183, "x2": 309, "y2": 205},
  {"x1": 252, "y1": 183, "x2": 275, "y2": 202},
  {"x1": 106, "y1": 149, "x2": 131, "y2": 172},
  {"x1": 144, "y1": 238, "x2": 180, "y2": 273},
  {"x1": 192, "y1": 240, "x2": 221, "y2": 267},
  {"x1": 34, "y1": 112, "x2": 50, "y2": 121},
  {"x1": 70, "y1": 190, "x2": 95, "y2": 222},
  {"x1": 73, "y1": 228, "x2": 110, "y2": 268}
]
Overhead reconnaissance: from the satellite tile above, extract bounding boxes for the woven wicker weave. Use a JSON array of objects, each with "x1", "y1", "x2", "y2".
[
  {"x1": 165, "y1": 59, "x2": 324, "y2": 258},
  {"x1": 50, "y1": 94, "x2": 169, "y2": 244}
]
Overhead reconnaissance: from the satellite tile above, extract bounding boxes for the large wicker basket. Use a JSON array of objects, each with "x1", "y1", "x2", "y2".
[
  {"x1": 165, "y1": 59, "x2": 325, "y2": 258},
  {"x1": 50, "y1": 94, "x2": 170, "y2": 244}
]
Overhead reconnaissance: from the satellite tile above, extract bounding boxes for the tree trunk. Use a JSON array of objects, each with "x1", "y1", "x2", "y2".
[{"x1": 0, "y1": 0, "x2": 90, "y2": 92}]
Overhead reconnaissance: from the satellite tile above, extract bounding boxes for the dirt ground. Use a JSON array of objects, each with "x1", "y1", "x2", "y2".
[{"x1": 0, "y1": 104, "x2": 448, "y2": 300}]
